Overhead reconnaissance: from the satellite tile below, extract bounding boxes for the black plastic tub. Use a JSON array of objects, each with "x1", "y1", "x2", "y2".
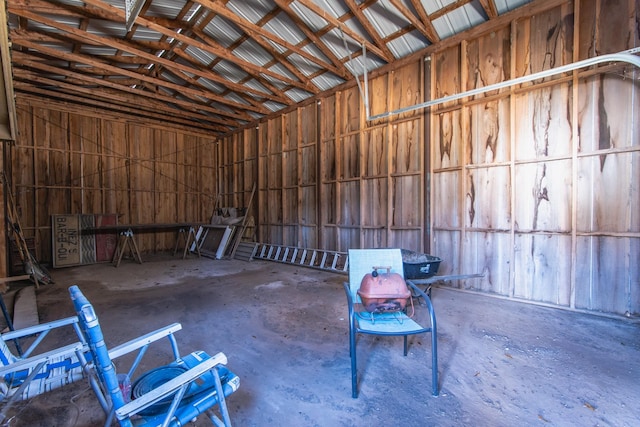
[{"x1": 401, "y1": 249, "x2": 442, "y2": 279}]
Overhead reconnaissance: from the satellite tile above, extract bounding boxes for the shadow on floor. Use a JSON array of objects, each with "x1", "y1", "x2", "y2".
[{"x1": 3, "y1": 254, "x2": 639, "y2": 427}]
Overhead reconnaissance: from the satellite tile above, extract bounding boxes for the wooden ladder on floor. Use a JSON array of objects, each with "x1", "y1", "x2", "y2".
[{"x1": 253, "y1": 243, "x2": 348, "y2": 274}]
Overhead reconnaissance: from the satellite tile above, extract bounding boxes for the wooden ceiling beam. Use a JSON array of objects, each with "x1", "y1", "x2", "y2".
[
  {"x1": 397, "y1": 0, "x2": 440, "y2": 43},
  {"x1": 80, "y1": 0, "x2": 312, "y2": 94},
  {"x1": 15, "y1": 77, "x2": 237, "y2": 133},
  {"x1": 293, "y1": 0, "x2": 391, "y2": 62},
  {"x1": 479, "y1": 0, "x2": 499, "y2": 19},
  {"x1": 15, "y1": 89, "x2": 226, "y2": 135},
  {"x1": 273, "y1": 0, "x2": 351, "y2": 80},
  {"x1": 8, "y1": 1, "x2": 290, "y2": 105},
  {"x1": 12, "y1": 67, "x2": 245, "y2": 129},
  {"x1": 343, "y1": 0, "x2": 395, "y2": 60},
  {"x1": 7, "y1": 9, "x2": 286, "y2": 107},
  {"x1": 10, "y1": 42, "x2": 260, "y2": 121},
  {"x1": 194, "y1": 0, "x2": 343, "y2": 84}
]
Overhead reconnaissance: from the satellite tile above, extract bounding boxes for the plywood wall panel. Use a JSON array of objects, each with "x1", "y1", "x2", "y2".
[
  {"x1": 320, "y1": 225, "x2": 337, "y2": 249},
  {"x1": 514, "y1": 161, "x2": 572, "y2": 232},
  {"x1": 392, "y1": 175, "x2": 420, "y2": 227},
  {"x1": 300, "y1": 185, "x2": 316, "y2": 225},
  {"x1": 362, "y1": 228, "x2": 387, "y2": 249},
  {"x1": 576, "y1": 153, "x2": 638, "y2": 232},
  {"x1": 268, "y1": 117, "x2": 282, "y2": 154},
  {"x1": 105, "y1": 121, "x2": 129, "y2": 193},
  {"x1": 465, "y1": 26, "x2": 510, "y2": 96},
  {"x1": 434, "y1": 45, "x2": 461, "y2": 109},
  {"x1": 578, "y1": 74, "x2": 640, "y2": 154},
  {"x1": 340, "y1": 134, "x2": 359, "y2": 180},
  {"x1": 269, "y1": 225, "x2": 283, "y2": 245},
  {"x1": 299, "y1": 225, "x2": 317, "y2": 248},
  {"x1": 361, "y1": 178, "x2": 387, "y2": 226},
  {"x1": 466, "y1": 166, "x2": 511, "y2": 229},
  {"x1": 433, "y1": 171, "x2": 460, "y2": 228},
  {"x1": 321, "y1": 139, "x2": 336, "y2": 181},
  {"x1": 283, "y1": 151, "x2": 297, "y2": 187},
  {"x1": 321, "y1": 94, "x2": 336, "y2": 141},
  {"x1": 268, "y1": 152, "x2": 282, "y2": 187},
  {"x1": 593, "y1": 0, "x2": 634, "y2": 54},
  {"x1": 13, "y1": 104, "x2": 34, "y2": 182},
  {"x1": 389, "y1": 229, "x2": 420, "y2": 252},
  {"x1": 284, "y1": 110, "x2": 298, "y2": 151},
  {"x1": 339, "y1": 181, "x2": 360, "y2": 226},
  {"x1": 391, "y1": 120, "x2": 421, "y2": 173},
  {"x1": 462, "y1": 231, "x2": 511, "y2": 295},
  {"x1": 433, "y1": 110, "x2": 463, "y2": 169},
  {"x1": 300, "y1": 103, "x2": 317, "y2": 145},
  {"x1": 177, "y1": 134, "x2": 198, "y2": 221},
  {"x1": 432, "y1": 230, "x2": 461, "y2": 274},
  {"x1": 468, "y1": 99, "x2": 511, "y2": 164},
  {"x1": 282, "y1": 225, "x2": 297, "y2": 246},
  {"x1": 338, "y1": 227, "x2": 359, "y2": 251},
  {"x1": 363, "y1": 128, "x2": 387, "y2": 177},
  {"x1": 514, "y1": 234, "x2": 571, "y2": 305},
  {"x1": 129, "y1": 126, "x2": 154, "y2": 225},
  {"x1": 341, "y1": 87, "x2": 360, "y2": 134},
  {"x1": 391, "y1": 61, "x2": 421, "y2": 119},
  {"x1": 198, "y1": 141, "x2": 216, "y2": 213},
  {"x1": 514, "y1": 6, "x2": 573, "y2": 77},
  {"x1": 321, "y1": 183, "x2": 336, "y2": 224},
  {"x1": 283, "y1": 188, "x2": 297, "y2": 223},
  {"x1": 577, "y1": 0, "x2": 597, "y2": 59},
  {"x1": 368, "y1": 73, "x2": 388, "y2": 119},
  {"x1": 268, "y1": 189, "x2": 282, "y2": 223},
  {"x1": 154, "y1": 130, "x2": 177, "y2": 195},
  {"x1": 575, "y1": 236, "x2": 637, "y2": 314},
  {"x1": 300, "y1": 145, "x2": 316, "y2": 185},
  {"x1": 514, "y1": 85, "x2": 573, "y2": 161}
]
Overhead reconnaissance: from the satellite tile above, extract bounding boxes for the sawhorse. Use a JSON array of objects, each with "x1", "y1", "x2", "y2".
[
  {"x1": 112, "y1": 228, "x2": 143, "y2": 267},
  {"x1": 173, "y1": 226, "x2": 201, "y2": 259}
]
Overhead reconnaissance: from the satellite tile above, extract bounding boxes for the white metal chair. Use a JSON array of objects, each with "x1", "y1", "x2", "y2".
[
  {"x1": 0, "y1": 316, "x2": 87, "y2": 422},
  {"x1": 344, "y1": 248, "x2": 438, "y2": 398},
  {"x1": 69, "y1": 285, "x2": 240, "y2": 427}
]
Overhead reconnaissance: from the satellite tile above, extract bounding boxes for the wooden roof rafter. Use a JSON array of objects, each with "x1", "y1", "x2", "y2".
[
  {"x1": 7, "y1": 14, "x2": 280, "y2": 111},
  {"x1": 9, "y1": 34, "x2": 263, "y2": 122},
  {"x1": 5, "y1": 0, "x2": 530, "y2": 137}
]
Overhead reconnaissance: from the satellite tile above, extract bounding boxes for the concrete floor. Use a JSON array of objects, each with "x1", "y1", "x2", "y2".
[{"x1": 2, "y1": 254, "x2": 639, "y2": 427}]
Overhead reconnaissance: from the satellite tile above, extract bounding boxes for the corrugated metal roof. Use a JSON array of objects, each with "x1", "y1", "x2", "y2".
[{"x1": 6, "y1": 0, "x2": 535, "y2": 135}]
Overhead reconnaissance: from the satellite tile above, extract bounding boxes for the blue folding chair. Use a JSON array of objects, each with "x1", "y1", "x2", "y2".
[
  {"x1": 344, "y1": 248, "x2": 438, "y2": 398},
  {"x1": 0, "y1": 316, "x2": 87, "y2": 422},
  {"x1": 69, "y1": 285, "x2": 239, "y2": 427}
]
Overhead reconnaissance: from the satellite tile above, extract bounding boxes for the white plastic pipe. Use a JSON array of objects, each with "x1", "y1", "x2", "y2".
[{"x1": 367, "y1": 49, "x2": 640, "y2": 121}]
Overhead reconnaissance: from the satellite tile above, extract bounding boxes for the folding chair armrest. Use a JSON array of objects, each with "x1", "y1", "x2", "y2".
[
  {"x1": 343, "y1": 282, "x2": 356, "y2": 318},
  {"x1": 1, "y1": 316, "x2": 80, "y2": 341},
  {"x1": 108, "y1": 323, "x2": 182, "y2": 360},
  {"x1": 115, "y1": 351, "x2": 228, "y2": 419},
  {"x1": 0, "y1": 342, "x2": 85, "y2": 376}
]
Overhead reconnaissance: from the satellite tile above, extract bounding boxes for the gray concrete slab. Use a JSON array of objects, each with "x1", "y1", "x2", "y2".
[{"x1": 3, "y1": 254, "x2": 639, "y2": 427}]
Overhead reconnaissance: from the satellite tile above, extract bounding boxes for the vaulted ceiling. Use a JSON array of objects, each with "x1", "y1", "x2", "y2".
[{"x1": 5, "y1": 0, "x2": 532, "y2": 135}]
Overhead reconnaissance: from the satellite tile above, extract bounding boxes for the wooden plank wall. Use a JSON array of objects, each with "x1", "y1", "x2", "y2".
[
  {"x1": 217, "y1": 0, "x2": 639, "y2": 316},
  {"x1": 430, "y1": 0, "x2": 639, "y2": 315},
  {"x1": 8, "y1": 98, "x2": 217, "y2": 264}
]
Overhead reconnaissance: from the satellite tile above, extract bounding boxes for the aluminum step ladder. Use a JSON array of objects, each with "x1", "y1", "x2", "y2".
[{"x1": 254, "y1": 243, "x2": 348, "y2": 274}]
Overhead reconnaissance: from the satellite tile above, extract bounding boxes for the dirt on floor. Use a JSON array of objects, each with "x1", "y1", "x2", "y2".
[{"x1": 2, "y1": 254, "x2": 639, "y2": 427}]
